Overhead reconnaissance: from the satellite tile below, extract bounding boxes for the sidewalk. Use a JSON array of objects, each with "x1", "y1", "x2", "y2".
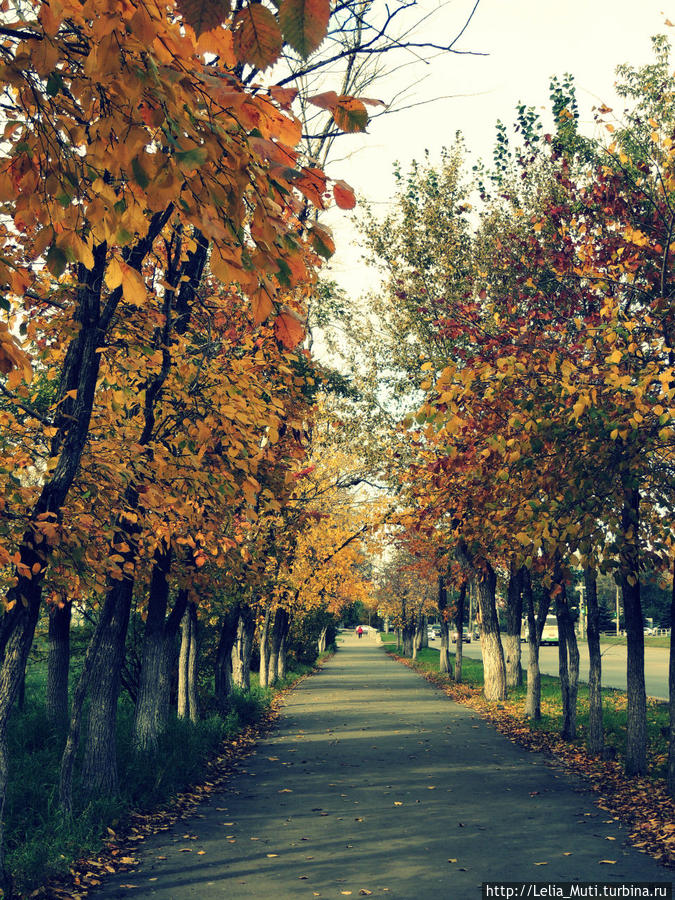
[{"x1": 93, "y1": 635, "x2": 673, "y2": 899}]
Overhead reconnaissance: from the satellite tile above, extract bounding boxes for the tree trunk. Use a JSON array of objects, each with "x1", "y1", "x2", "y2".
[
  {"x1": 232, "y1": 606, "x2": 255, "y2": 691},
  {"x1": 454, "y1": 581, "x2": 467, "y2": 683},
  {"x1": 46, "y1": 601, "x2": 72, "y2": 731},
  {"x1": 133, "y1": 548, "x2": 173, "y2": 753},
  {"x1": 215, "y1": 604, "x2": 240, "y2": 710},
  {"x1": 621, "y1": 481, "x2": 646, "y2": 776},
  {"x1": 278, "y1": 625, "x2": 289, "y2": 681},
  {"x1": 401, "y1": 619, "x2": 414, "y2": 657},
  {"x1": 268, "y1": 608, "x2": 288, "y2": 686},
  {"x1": 438, "y1": 576, "x2": 450, "y2": 675},
  {"x1": 523, "y1": 568, "x2": 541, "y2": 720},
  {"x1": 585, "y1": 566, "x2": 603, "y2": 756},
  {"x1": 420, "y1": 615, "x2": 428, "y2": 648},
  {"x1": 187, "y1": 602, "x2": 199, "y2": 723},
  {"x1": 553, "y1": 560, "x2": 579, "y2": 742},
  {"x1": 504, "y1": 564, "x2": 523, "y2": 689},
  {"x1": 80, "y1": 576, "x2": 133, "y2": 797},
  {"x1": 177, "y1": 604, "x2": 190, "y2": 720},
  {"x1": 668, "y1": 557, "x2": 675, "y2": 797},
  {"x1": 259, "y1": 607, "x2": 271, "y2": 689},
  {"x1": 395, "y1": 628, "x2": 401, "y2": 652},
  {"x1": 476, "y1": 563, "x2": 507, "y2": 701},
  {"x1": 317, "y1": 626, "x2": 328, "y2": 655}
]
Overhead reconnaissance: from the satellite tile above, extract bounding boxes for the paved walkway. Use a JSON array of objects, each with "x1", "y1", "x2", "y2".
[{"x1": 94, "y1": 635, "x2": 673, "y2": 899}]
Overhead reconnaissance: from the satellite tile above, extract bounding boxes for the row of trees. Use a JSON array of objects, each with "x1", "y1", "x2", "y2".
[{"x1": 340, "y1": 39, "x2": 675, "y2": 794}]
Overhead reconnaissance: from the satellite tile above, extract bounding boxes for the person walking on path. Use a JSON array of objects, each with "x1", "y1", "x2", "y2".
[
  {"x1": 91, "y1": 632, "x2": 673, "y2": 899},
  {"x1": 357, "y1": 625, "x2": 363, "y2": 638}
]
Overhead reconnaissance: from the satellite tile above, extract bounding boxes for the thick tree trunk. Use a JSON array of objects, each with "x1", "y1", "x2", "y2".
[
  {"x1": 278, "y1": 625, "x2": 289, "y2": 680},
  {"x1": 438, "y1": 576, "x2": 450, "y2": 675},
  {"x1": 668, "y1": 558, "x2": 675, "y2": 797},
  {"x1": 504, "y1": 564, "x2": 523, "y2": 689},
  {"x1": 232, "y1": 606, "x2": 255, "y2": 691},
  {"x1": 215, "y1": 604, "x2": 240, "y2": 710},
  {"x1": 621, "y1": 481, "x2": 646, "y2": 776},
  {"x1": 553, "y1": 561, "x2": 579, "y2": 742},
  {"x1": 454, "y1": 581, "x2": 467, "y2": 683},
  {"x1": 80, "y1": 576, "x2": 133, "y2": 797},
  {"x1": 46, "y1": 601, "x2": 72, "y2": 731},
  {"x1": 585, "y1": 566, "x2": 603, "y2": 756},
  {"x1": 401, "y1": 620, "x2": 414, "y2": 657},
  {"x1": 133, "y1": 548, "x2": 173, "y2": 753},
  {"x1": 477, "y1": 564, "x2": 507, "y2": 701},
  {"x1": 258, "y1": 607, "x2": 271, "y2": 689},
  {"x1": 523, "y1": 569, "x2": 541, "y2": 720},
  {"x1": 187, "y1": 602, "x2": 199, "y2": 723}
]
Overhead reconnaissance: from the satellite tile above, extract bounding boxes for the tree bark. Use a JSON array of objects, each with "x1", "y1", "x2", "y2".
[
  {"x1": 438, "y1": 576, "x2": 450, "y2": 675},
  {"x1": 476, "y1": 563, "x2": 507, "y2": 701},
  {"x1": 523, "y1": 568, "x2": 541, "y2": 720},
  {"x1": 317, "y1": 626, "x2": 328, "y2": 655},
  {"x1": 553, "y1": 560, "x2": 579, "y2": 742},
  {"x1": 187, "y1": 602, "x2": 199, "y2": 723},
  {"x1": 258, "y1": 606, "x2": 271, "y2": 689},
  {"x1": 133, "y1": 547, "x2": 174, "y2": 753},
  {"x1": 268, "y1": 608, "x2": 288, "y2": 686},
  {"x1": 585, "y1": 566, "x2": 603, "y2": 756},
  {"x1": 79, "y1": 576, "x2": 133, "y2": 797},
  {"x1": 504, "y1": 564, "x2": 523, "y2": 689},
  {"x1": 46, "y1": 601, "x2": 72, "y2": 731},
  {"x1": 278, "y1": 624, "x2": 289, "y2": 680},
  {"x1": 621, "y1": 480, "x2": 646, "y2": 776},
  {"x1": 215, "y1": 604, "x2": 240, "y2": 710},
  {"x1": 177, "y1": 604, "x2": 190, "y2": 720},
  {"x1": 454, "y1": 580, "x2": 467, "y2": 683},
  {"x1": 232, "y1": 606, "x2": 255, "y2": 691},
  {"x1": 420, "y1": 615, "x2": 429, "y2": 648}
]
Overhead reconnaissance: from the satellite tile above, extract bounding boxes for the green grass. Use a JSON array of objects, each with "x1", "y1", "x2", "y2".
[
  {"x1": 600, "y1": 634, "x2": 671, "y2": 649},
  {"x1": 5, "y1": 654, "x2": 326, "y2": 896},
  {"x1": 380, "y1": 634, "x2": 670, "y2": 781}
]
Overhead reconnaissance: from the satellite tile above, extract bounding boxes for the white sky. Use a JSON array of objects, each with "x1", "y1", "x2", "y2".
[{"x1": 321, "y1": 0, "x2": 674, "y2": 297}]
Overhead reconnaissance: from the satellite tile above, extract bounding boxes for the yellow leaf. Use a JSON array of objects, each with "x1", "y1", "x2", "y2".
[
  {"x1": 121, "y1": 264, "x2": 147, "y2": 307},
  {"x1": 599, "y1": 860, "x2": 617, "y2": 864},
  {"x1": 105, "y1": 257, "x2": 123, "y2": 290}
]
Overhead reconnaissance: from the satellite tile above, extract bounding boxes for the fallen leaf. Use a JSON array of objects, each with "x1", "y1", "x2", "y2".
[
  {"x1": 178, "y1": 848, "x2": 192, "y2": 853},
  {"x1": 563, "y1": 852, "x2": 572, "y2": 856},
  {"x1": 341, "y1": 893, "x2": 352, "y2": 896},
  {"x1": 197, "y1": 850, "x2": 206, "y2": 855},
  {"x1": 266, "y1": 853, "x2": 278, "y2": 858},
  {"x1": 534, "y1": 862, "x2": 548, "y2": 866},
  {"x1": 279, "y1": 788, "x2": 293, "y2": 793},
  {"x1": 448, "y1": 858, "x2": 457, "y2": 863},
  {"x1": 605, "y1": 836, "x2": 616, "y2": 841},
  {"x1": 599, "y1": 860, "x2": 617, "y2": 864},
  {"x1": 393, "y1": 802, "x2": 402, "y2": 806}
]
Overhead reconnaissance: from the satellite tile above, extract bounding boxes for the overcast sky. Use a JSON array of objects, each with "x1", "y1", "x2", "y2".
[{"x1": 321, "y1": 0, "x2": 675, "y2": 296}]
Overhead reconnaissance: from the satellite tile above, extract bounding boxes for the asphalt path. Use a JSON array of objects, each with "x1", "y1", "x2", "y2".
[
  {"x1": 438, "y1": 637, "x2": 670, "y2": 700},
  {"x1": 93, "y1": 634, "x2": 672, "y2": 899}
]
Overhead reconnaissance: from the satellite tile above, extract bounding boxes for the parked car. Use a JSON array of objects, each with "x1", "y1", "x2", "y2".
[{"x1": 452, "y1": 627, "x2": 471, "y2": 643}]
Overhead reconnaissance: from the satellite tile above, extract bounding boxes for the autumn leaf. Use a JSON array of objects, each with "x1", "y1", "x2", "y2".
[
  {"x1": 333, "y1": 180, "x2": 356, "y2": 210},
  {"x1": 233, "y1": 5, "x2": 283, "y2": 70},
  {"x1": 176, "y1": 0, "x2": 231, "y2": 36},
  {"x1": 274, "y1": 310, "x2": 305, "y2": 348},
  {"x1": 332, "y1": 96, "x2": 369, "y2": 133},
  {"x1": 279, "y1": 0, "x2": 330, "y2": 58},
  {"x1": 270, "y1": 85, "x2": 298, "y2": 110}
]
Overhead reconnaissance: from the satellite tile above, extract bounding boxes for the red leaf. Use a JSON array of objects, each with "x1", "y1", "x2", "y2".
[
  {"x1": 308, "y1": 90, "x2": 338, "y2": 111},
  {"x1": 333, "y1": 180, "x2": 356, "y2": 210},
  {"x1": 176, "y1": 0, "x2": 231, "y2": 37},
  {"x1": 274, "y1": 310, "x2": 305, "y2": 348}
]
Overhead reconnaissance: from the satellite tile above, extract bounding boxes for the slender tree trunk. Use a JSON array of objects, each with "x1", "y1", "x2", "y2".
[
  {"x1": 317, "y1": 626, "x2": 328, "y2": 655},
  {"x1": 46, "y1": 601, "x2": 72, "y2": 731},
  {"x1": 523, "y1": 568, "x2": 541, "y2": 720},
  {"x1": 232, "y1": 606, "x2": 255, "y2": 691},
  {"x1": 79, "y1": 577, "x2": 132, "y2": 797},
  {"x1": 215, "y1": 604, "x2": 240, "y2": 710},
  {"x1": 668, "y1": 557, "x2": 675, "y2": 797},
  {"x1": 476, "y1": 563, "x2": 507, "y2": 701},
  {"x1": 621, "y1": 481, "x2": 646, "y2": 776},
  {"x1": 454, "y1": 581, "x2": 467, "y2": 683},
  {"x1": 133, "y1": 548, "x2": 172, "y2": 753},
  {"x1": 553, "y1": 559, "x2": 579, "y2": 741},
  {"x1": 187, "y1": 602, "x2": 199, "y2": 723},
  {"x1": 278, "y1": 624, "x2": 289, "y2": 681},
  {"x1": 258, "y1": 607, "x2": 271, "y2": 689},
  {"x1": 268, "y1": 608, "x2": 288, "y2": 686},
  {"x1": 420, "y1": 615, "x2": 428, "y2": 648},
  {"x1": 585, "y1": 566, "x2": 603, "y2": 756},
  {"x1": 438, "y1": 576, "x2": 450, "y2": 675},
  {"x1": 504, "y1": 564, "x2": 523, "y2": 689}
]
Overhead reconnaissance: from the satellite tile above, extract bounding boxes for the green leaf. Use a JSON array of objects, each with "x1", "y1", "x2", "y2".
[
  {"x1": 131, "y1": 156, "x2": 150, "y2": 189},
  {"x1": 46, "y1": 246, "x2": 68, "y2": 278},
  {"x1": 279, "y1": 0, "x2": 329, "y2": 58}
]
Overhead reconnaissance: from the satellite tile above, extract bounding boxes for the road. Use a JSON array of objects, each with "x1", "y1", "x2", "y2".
[
  {"x1": 92, "y1": 634, "x2": 671, "y2": 899},
  {"x1": 435, "y1": 637, "x2": 670, "y2": 700}
]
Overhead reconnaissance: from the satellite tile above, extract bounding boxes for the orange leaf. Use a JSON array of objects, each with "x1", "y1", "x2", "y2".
[
  {"x1": 333, "y1": 180, "x2": 356, "y2": 210},
  {"x1": 274, "y1": 311, "x2": 305, "y2": 348},
  {"x1": 270, "y1": 85, "x2": 298, "y2": 110},
  {"x1": 308, "y1": 90, "x2": 338, "y2": 111},
  {"x1": 251, "y1": 287, "x2": 274, "y2": 324},
  {"x1": 279, "y1": 0, "x2": 330, "y2": 58},
  {"x1": 233, "y1": 5, "x2": 282, "y2": 70},
  {"x1": 332, "y1": 96, "x2": 368, "y2": 133}
]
